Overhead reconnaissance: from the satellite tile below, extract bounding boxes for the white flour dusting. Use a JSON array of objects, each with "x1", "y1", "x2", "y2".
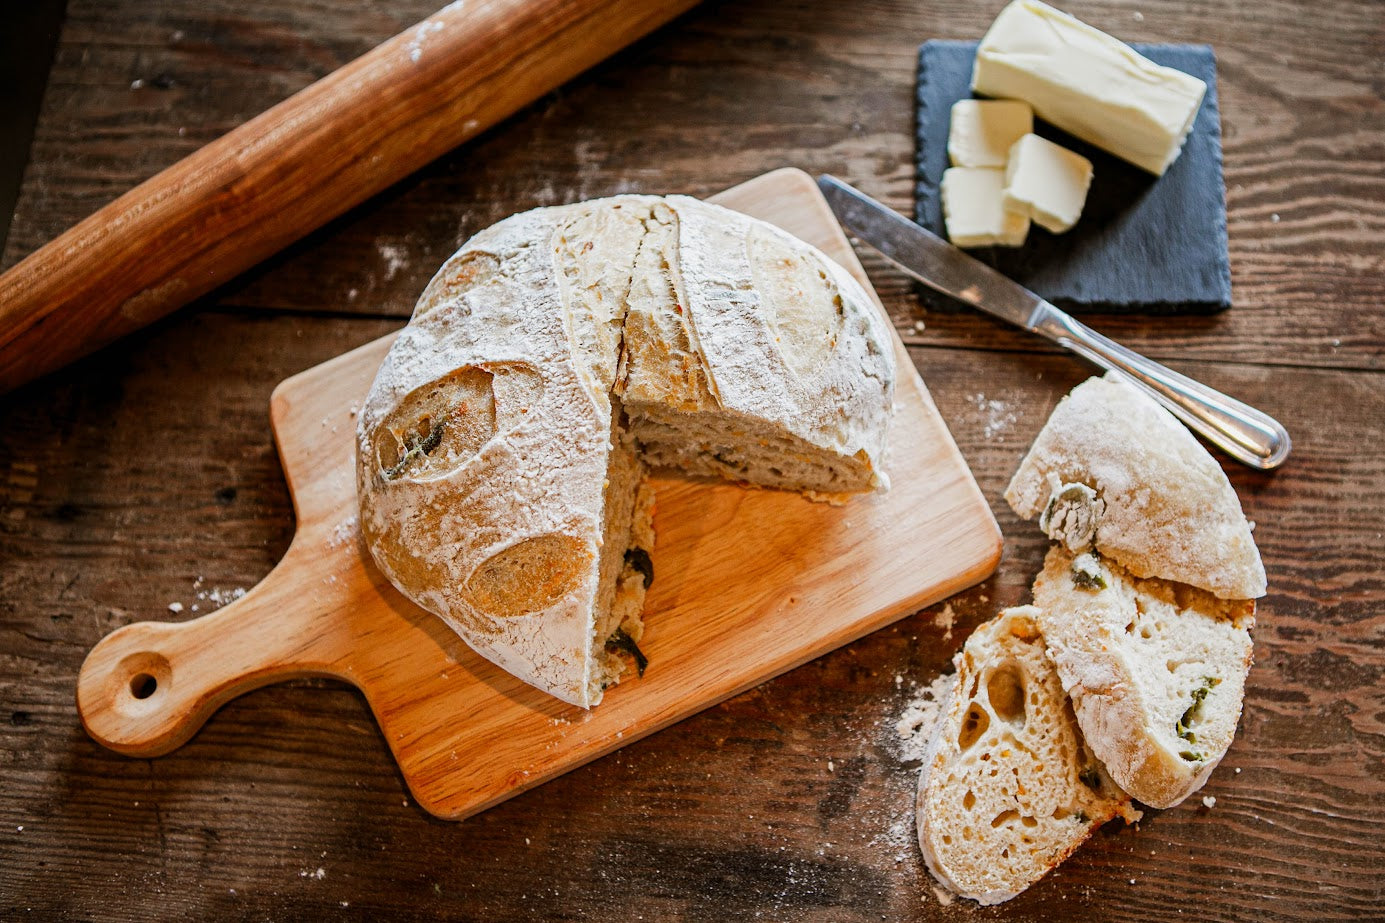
[
  {"x1": 970, "y1": 392, "x2": 1017, "y2": 439},
  {"x1": 378, "y1": 243, "x2": 410, "y2": 280},
  {"x1": 196, "y1": 586, "x2": 247, "y2": 608},
  {"x1": 894, "y1": 672, "x2": 957, "y2": 763},
  {"x1": 328, "y1": 515, "x2": 359, "y2": 549},
  {"x1": 933, "y1": 602, "x2": 956, "y2": 640}
]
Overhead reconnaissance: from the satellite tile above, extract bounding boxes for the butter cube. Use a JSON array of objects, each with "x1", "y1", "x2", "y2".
[
  {"x1": 941, "y1": 167, "x2": 1030, "y2": 248},
  {"x1": 973, "y1": 0, "x2": 1207, "y2": 175},
  {"x1": 948, "y1": 99, "x2": 1033, "y2": 168},
  {"x1": 1003, "y1": 134, "x2": 1093, "y2": 234}
]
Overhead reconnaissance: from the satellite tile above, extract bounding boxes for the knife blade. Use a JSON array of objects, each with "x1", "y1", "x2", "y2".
[{"x1": 817, "y1": 174, "x2": 1291, "y2": 470}]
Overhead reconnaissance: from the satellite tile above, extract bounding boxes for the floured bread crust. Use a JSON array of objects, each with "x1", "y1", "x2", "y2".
[
  {"x1": 1004, "y1": 371, "x2": 1266, "y2": 600},
  {"x1": 1032, "y1": 547, "x2": 1255, "y2": 809},
  {"x1": 917, "y1": 607, "x2": 1139, "y2": 906},
  {"x1": 357, "y1": 195, "x2": 895, "y2": 707}
]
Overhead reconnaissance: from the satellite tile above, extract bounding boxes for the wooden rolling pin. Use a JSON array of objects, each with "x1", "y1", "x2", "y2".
[{"x1": 0, "y1": 0, "x2": 701, "y2": 394}]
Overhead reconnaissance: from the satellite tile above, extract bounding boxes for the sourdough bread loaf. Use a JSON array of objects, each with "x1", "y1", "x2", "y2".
[
  {"x1": 356, "y1": 195, "x2": 895, "y2": 707},
  {"x1": 1005, "y1": 371, "x2": 1266, "y2": 600},
  {"x1": 917, "y1": 606, "x2": 1139, "y2": 905},
  {"x1": 1032, "y1": 547, "x2": 1255, "y2": 808}
]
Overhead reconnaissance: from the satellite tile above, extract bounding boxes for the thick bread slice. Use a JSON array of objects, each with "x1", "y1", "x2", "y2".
[
  {"x1": 1004, "y1": 371, "x2": 1266, "y2": 600},
  {"x1": 1032, "y1": 547, "x2": 1256, "y2": 808},
  {"x1": 357, "y1": 195, "x2": 895, "y2": 707},
  {"x1": 917, "y1": 606, "x2": 1138, "y2": 906}
]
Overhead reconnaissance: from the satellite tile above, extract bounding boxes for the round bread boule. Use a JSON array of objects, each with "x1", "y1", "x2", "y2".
[{"x1": 356, "y1": 195, "x2": 895, "y2": 707}]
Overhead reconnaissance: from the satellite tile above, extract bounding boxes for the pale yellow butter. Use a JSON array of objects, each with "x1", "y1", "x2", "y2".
[
  {"x1": 948, "y1": 99, "x2": 1033, "y2": 168},
  {"x1": 972, "y1": 0, "x2": 1207, "y2": 175},
  {"x1": 1003, "y1": 134, "x2": 1093, "y2": 234},
  {"x1": 941, "y1": 167, "x2": 1030, "y2": 248}
]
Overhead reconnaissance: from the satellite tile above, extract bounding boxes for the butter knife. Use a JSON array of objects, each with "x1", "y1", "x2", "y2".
[{"x1": 817, "y1": 175, "x2": 1291, "y2": 470}]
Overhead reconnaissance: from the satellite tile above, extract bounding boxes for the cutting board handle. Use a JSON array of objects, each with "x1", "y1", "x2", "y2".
[{"x1": 76, "y1": 539, "x2": 353, "y2": 757}]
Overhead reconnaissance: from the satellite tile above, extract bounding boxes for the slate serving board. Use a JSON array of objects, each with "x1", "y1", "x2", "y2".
[{"x1": 915, "y1": 40, "x2": 1231, "y2": 314}]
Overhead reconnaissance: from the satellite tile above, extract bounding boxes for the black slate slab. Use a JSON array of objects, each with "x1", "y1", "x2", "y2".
[{"x1": 915, "y1": 40, "x2": 1231, "y2": 314}]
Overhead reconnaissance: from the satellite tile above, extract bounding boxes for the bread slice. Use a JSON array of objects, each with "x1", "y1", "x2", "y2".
[
  {"x1": 917, "y1": 606, "x2": 1139, "y2": 905},
  {"x1": 1004, "y1": 371, "x2": 1266, "y2": 600},
  {"x1": 1031, "y1": 546, "x2": 1256, "y2": 808}
]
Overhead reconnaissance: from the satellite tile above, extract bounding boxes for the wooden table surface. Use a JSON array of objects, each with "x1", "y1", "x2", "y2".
[{"x1": 2, "y1": 1, "x2": 1382, "y2": 920}]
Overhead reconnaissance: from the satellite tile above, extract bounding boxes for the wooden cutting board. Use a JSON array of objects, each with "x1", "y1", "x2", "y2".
[{"x1": 76, "y1": 168, "x2": 1001, "y2": 820}]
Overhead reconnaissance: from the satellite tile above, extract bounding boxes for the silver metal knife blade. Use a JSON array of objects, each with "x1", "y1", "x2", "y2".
[{"x1": 817, "y1": 174, "x2": 1291, "y2": 470}]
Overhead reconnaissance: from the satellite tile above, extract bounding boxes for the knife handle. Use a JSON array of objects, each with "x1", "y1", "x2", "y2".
[{"x1": 1032, "y1": 307, "x2": 1291, "y2": 470}]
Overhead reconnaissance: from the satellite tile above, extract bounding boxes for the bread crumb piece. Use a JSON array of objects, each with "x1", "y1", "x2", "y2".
[
  {"x1": 1235, "y1": 767, "x2": 1241, "y2": 773},
  {"x1": 828, "y1": 759, "x2": 835, "y2": 772},
  {"x1": 167, "y1": 602, "x2": 184, "y2": 614},
  {"x1": 1202, "y1": 795, "x2": 1217, "y2": 809},
  {"x1": 931, "y1": 884, "x2": 955, "y2": 906}
]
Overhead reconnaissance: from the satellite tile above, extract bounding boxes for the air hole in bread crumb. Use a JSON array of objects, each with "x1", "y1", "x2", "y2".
[
  {"x1": 958, "y1": 704, "x2": 990, "y2": 750},
  {"x1": 986, "y1": 665, "x2": 1027, "y2": 727},
  {"x1": 962, "y1": 790, "x2": 976, "y2": 810},
  {"x1": 991, "y1": 810, "x2": 1020, "y2": 828}
]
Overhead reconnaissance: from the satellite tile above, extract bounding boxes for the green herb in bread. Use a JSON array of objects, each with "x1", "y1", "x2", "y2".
[{"x1": 1032, "y1": 547, "x2": 1255, "y2": 808}]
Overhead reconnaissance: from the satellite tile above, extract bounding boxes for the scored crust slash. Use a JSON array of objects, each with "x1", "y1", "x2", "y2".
[{"x1": 355, "y1": 194, "x2": 897, "y2": 708}]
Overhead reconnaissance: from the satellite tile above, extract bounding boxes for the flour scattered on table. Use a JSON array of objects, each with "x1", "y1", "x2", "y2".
[
  {"x1": 197, "y1": 586, "x2": 247, "y2": 608},
  {"x1": 378, "y1": 242, "x2": 411, "y2": 280},
  {"x1": 933, "y1": 602, "x2": 956, "y2": 640},
  {"x1": 894, "y1": 672, "x2": 957, "y2": 763},
  {"x1": 299, "y1": 867, "x2": 326, "y2": 880},
  {"x1": 969, "y1": 392, "x2": 1018, "y2": 439}
]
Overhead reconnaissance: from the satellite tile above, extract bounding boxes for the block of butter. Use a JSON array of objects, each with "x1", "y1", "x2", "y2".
[
  {"x1": 1003, "y1": 134, "x2": 1093, "y2": 233},
  {"x1": 941, "y1": 167, "x2": 1030, "y2": 248},
  {"x1": 972, "y1": 0, "x2": 1207, "y2": 175},
  {"x1": 948, "y1": 99, "x2": 1033, "y2": 168}
]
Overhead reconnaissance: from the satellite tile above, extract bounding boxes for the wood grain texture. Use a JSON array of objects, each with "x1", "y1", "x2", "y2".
[
  {"x1": 74, "y1": 169, "x2": 1002, "y2": 818},
  {"x1": 0, "y1": 0, "x2": 701, "y2": 393},
  {"x1": 1, "y1": 0, "x2": 1383, "y2": 919}
]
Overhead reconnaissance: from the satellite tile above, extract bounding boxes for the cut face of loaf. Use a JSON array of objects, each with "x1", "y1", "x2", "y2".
[
  {"x1": 1032, "y1": 547, "x2": 1255, "y2": 809},
  {"x1": 356, "y1": 195, "x2": 896, "y2": 707},
  {"x1": 917, "y1": 607, "x2": 1139, "y2": 906},
  {"x1": 1004, "y1": 371, "x2": 1266, "y2": 600}
]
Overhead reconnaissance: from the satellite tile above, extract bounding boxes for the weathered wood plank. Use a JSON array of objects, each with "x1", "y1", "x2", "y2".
[
  {"x1": 2, "y1": 0, "x2": 1383, "y2": 918},
  {"x1": 0, "y1": 310, "x2": 1380, "y2": 920},
  {"x1": 5, "y1": 0, "x2": 1381, "y2": 372}
]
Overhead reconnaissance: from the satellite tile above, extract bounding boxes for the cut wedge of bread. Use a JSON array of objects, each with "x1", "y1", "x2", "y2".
[
  {"x1": 1032, "y1": 547, "x2": 1256, "y2": 808},
  {"x1": 1004, "y1": 371, "x2": 1266, "y2": 600},
  {"x1": 357, "y1": 195, "x2": 895, "y2": 707},
  {"x1": 917, "y1": 606, "x2": 1139, "y2": 906}
]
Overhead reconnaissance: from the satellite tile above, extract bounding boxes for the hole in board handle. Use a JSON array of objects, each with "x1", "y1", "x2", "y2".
[
  {"x1": 129, "y1": 673, "x2": 158, "y2": 699},
  {"x1": 112, "y1": 651, "x2": 172, "y2": 717}
]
